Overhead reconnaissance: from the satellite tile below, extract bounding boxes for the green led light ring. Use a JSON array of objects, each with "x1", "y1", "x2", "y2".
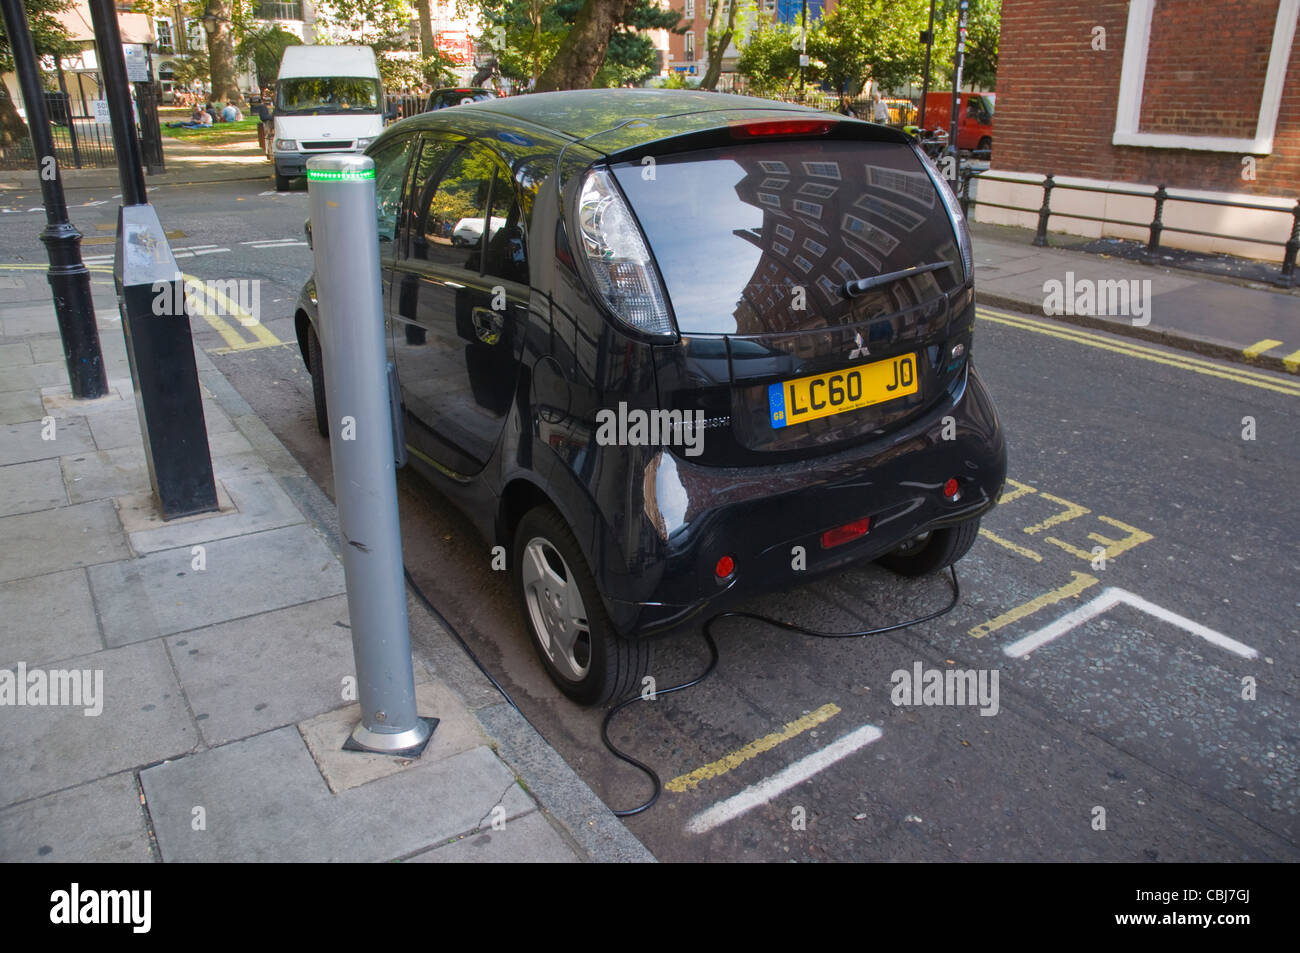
[{"x1": 306, "y1": 169, "x2": 375, "y2": 182}]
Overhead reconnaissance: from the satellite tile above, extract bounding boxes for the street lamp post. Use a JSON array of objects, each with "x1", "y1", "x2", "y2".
[
  {"x1": 919, "y1": 0, "x2": 936, "y2": 131},
  {"x1": 0, "y1": 0, "x2": 108, "y2": 400},
  {"x1": 798, "y1": 0, "x2": 808, "y2": 99},
  {"x1": 948, "y1": 0, "x2": 969, "y2": 175}
]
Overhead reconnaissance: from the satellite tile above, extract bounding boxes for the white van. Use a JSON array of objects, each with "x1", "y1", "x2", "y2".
[{"x1": 270, "y1": 45, "x2": 389, "y2": 190}]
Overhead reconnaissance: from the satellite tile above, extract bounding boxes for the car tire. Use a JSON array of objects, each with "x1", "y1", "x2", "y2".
[
  {"x1": 977, "y1": 136, "x2": 992, "y2": 153},
  {"x1": 512, "y1": 506, "x2": 651, "y2": 706},
  {"x1": 877, "y1": 518, "x2": 981, "y2": 577},
  {"x1": 274, "y1": 170, "x2": 291, "y2": 191},
  {"x1": 306, "y1": 324, "x2": 328, "y2": 439}
]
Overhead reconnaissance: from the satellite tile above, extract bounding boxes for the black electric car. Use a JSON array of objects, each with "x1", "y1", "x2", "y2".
[{"x1": 295, "y1": 89, "x2": 1006, "y2": 705}]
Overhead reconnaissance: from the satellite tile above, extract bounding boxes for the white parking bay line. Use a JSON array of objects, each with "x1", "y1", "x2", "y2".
[
  {"x1": 1002, "y1": 587, "x2": 1257, "y2": 660},
  {"x1": 685, "y1": 723, "x2": 883, "y2": 835}
]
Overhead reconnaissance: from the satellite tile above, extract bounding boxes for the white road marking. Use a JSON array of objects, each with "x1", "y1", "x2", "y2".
[
  {"x1": 82, "y1": 200, "x2": 108, "y2": 206},
  {"x1": 1002, "y1": 587, "x2": 1257, "y2": 659},
  {"x1": 685, "y1": 723, "x2": 883, "y2": 834},
  {"x1": 192, "y1": 247, "x2": 230, "y2": 255}
]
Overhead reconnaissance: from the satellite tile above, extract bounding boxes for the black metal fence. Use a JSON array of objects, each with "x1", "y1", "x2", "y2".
[
  {"x1": 0, "y1": 88, "x2": 119, "y2": 170},
  {"x1": 959, "y1": 168, "x2": 1300, "y2": 288}
]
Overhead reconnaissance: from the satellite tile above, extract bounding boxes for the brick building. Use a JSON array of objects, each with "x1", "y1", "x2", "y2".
[{"x1": 976, "y1": 0, "x2": 1299, "y2": 260}]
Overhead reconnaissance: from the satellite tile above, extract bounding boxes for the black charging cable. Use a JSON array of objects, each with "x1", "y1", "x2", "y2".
[{"x1": 602, "y1": 566, "x2": 962, "y2": 817}]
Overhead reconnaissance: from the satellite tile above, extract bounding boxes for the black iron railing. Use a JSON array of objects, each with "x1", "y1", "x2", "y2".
[{"x1": 959, "y1": 168, "x2": 1300, "y2": 287}]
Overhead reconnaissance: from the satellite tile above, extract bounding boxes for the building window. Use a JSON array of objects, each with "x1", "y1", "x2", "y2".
[
  {"x1": 685, "y1": 0, "x2": 694, "y2": 18},
  {"x1": 156, "y1": 17, "x2": 174, "y2": 53},
  {"x1": 185, "y1": 18, "x2": 205, "y2": 50},
  {"x1": 685, "y1": 31, "x2": 695, "y2": 61},
  {"x1": 255, "y1": 1, "x2": 304, "y2": 20}
]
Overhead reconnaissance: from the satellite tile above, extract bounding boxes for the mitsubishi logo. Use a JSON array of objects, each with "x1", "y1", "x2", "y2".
[{"x1": 848, "y1": 330, "x2": 870, "y2": 360}]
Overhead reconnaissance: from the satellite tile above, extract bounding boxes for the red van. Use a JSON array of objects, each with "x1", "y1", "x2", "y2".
[{"x1": 922, "y1": 92, "x2": 994, "y2": 152}]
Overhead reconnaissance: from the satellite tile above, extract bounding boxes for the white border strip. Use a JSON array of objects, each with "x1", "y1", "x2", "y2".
[
  {"x1": 1003, "y1": 588, "x2": 1258, "y2": 660},
  {"x1": 1112, "y1": 0, "x2": 1298, "y2": 154},
  {"x1": 685, "y1": 724, "x2": 883, "y2": 834}
]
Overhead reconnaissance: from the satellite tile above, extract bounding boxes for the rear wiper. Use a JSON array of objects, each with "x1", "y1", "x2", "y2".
[{"x1": 842, "y1": 260, "x2": 951, "y2": 298}]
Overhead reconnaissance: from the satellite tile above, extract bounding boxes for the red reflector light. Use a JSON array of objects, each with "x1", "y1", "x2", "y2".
[
  {"x1": 715, "y1": 555, "x2": 735, "y2": 578},
  {"x1": 821, "y1": 517, "x2": 871, "y2": 549},
  {"x1": 729, "y1": 119, "x2": 835, "y2": 139},
  {"x1": 943, "y1": 478, "x2": 960, "y2": 499}
]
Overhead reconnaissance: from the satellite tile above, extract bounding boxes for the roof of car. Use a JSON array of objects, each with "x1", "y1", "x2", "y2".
[{"x1": 400, "y1": 88, "x2": 851, "y2": 146}]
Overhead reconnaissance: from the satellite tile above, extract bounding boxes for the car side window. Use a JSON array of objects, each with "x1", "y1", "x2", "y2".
[
  {"x1": 411, "y1": 143, "x2": 500, "y2": 270},
  {"x1": 372, "y1": 136, "x2": 415, "y2": 244},
  {"x1": 482, "y1": 173, "x2": 528, "y2": 285}
]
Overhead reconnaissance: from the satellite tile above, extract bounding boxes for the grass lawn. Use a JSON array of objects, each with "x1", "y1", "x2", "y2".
[{"x1": 160, "y1": 117, "x2": 261, "y2": 143}]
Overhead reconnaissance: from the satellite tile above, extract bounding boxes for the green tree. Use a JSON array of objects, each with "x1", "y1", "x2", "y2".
[
  {"x1": 203, "y1": 0, "x2": 243, "y2": 103},
  {"x1": 0, "y1": 0, "x2": 78, "y2": 146},
  {"x1": 699, "y1": 0, "x2": 740, "y2": 90},
  {"x1": 735, "y1": 16, "x2": 800, "y2": 98},
  {"x1": 808, "y1": 0, "x2": 929, "y2": 96},
  {"x1": 312, "y1": 0, "x2": 414, "y2": 45},
  {"x1": 474, "y1": 0, "x2": 682, "y2": 89},
  {"x1": 236, "y1": 23, "x2": 301, "y2": 89},
  {"x1": 930, "y1": 0, "x2": 1000, "y2": 91},
  {"x1": 169, "y1": 48, "x2": 211, "y2": 89}
]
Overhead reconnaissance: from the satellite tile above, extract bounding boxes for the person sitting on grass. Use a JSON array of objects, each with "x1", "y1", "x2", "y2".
[
  {"x1": 221, "y1": 100, "x2": 243, "y2": 122},
  {"x1": 168, "y1": 104, "x2": 209, "y2": 129}
]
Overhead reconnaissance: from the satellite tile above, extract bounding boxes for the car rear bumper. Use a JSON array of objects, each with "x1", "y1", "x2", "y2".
[{"x1": 600, "y1": 363, "x2": 1006, "y2": 637}]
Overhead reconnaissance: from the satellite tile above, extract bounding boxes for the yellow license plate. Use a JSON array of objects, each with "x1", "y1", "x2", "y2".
[{"x1": 768, "y1": 353, "x2": 918, "y2": 429}]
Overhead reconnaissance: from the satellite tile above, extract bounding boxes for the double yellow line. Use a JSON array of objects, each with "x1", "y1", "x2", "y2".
[
  {"x1": 182, "y1": 273, "x2": 284, "y2": 353},
  {"x1": 0, "y1": 263, "x2": 284, "y2": 354},
  {"x1": 977, "y1": 305, "x2": 1300, "y2": 398}
]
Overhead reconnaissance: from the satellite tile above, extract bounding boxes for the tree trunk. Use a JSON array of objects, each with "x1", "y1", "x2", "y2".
[
  {"x1": 534, "y1": 0, "x2": 637, "y2": 93},
  {"x1": 0, "y1": 89, "x2": 30, "y2": 149},
  {"x1": 206, "y1": 0, "x2": 242, "y2": 104},
  {"x1": 415, "y1": 0, "x2": 435, "y2": 58},
  {"x1": 699, "y1": 0, "x2": 737, "y2": 91}
]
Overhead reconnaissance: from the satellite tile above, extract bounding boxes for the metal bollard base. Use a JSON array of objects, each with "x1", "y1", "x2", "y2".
[{"x1": 343, "y1": 716, "x2": 438, "y2": 758}]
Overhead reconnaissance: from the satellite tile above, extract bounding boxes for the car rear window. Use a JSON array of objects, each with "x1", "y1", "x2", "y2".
[{"x1": 612, "y1": 139, "x2": 962, "y2": 335}]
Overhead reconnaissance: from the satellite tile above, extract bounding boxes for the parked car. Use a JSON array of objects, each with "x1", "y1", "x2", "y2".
[
  {"x1": 426, "y1": 87, "x2": 497, "y2": 111},
  {"x1": 294, "y1": 89, "x2": 1006, "y2": 705},
  {"x1": 922, "y1": 91, "x2": 994, "y2": 153}
]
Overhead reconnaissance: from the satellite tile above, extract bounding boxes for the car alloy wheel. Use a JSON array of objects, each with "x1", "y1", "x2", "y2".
[
  {"x1": 519, "y1": 535, "x2": 592, "y2": 682},
  {"x1": 511, "y1": 506, "x2": 651, "y2": 706}
]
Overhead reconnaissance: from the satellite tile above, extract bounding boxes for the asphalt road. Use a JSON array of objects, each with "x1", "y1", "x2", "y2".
[{"x1": 4, "y1": 177, "x2": 1297, "y2": 862}]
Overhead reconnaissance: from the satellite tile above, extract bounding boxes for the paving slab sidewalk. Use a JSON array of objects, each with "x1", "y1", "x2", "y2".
[
  {"x1": 1, "y1": 133, "x2": 272, "y2": 192},
  {"x1": 0, "y1": 283, "x2": 653, "y2": 863},
  {"x1": 971, "y1": 222, "x2": 1300, "y2": 375}
]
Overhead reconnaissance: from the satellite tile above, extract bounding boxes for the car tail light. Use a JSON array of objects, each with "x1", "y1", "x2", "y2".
[
  {"x1": 576, "y1": 169, "x2": 676, "y2": 338},
  {"x1": 821, "y1": 517, "x2": 871, "y2": 549},
  {"x1": 729, "y1": 118, "x2": 835, "y2": 139},
  {"x1": 943, "y1": 478, "x2": 960, "y2": 500},
  {"x1": 715, "y1": 555, "x2": 735, "y2": 579}
]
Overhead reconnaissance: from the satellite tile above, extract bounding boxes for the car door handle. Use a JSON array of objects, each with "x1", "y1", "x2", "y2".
[{"x1": 471, "y1": 306, "x2": 504, "y2": 345}]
